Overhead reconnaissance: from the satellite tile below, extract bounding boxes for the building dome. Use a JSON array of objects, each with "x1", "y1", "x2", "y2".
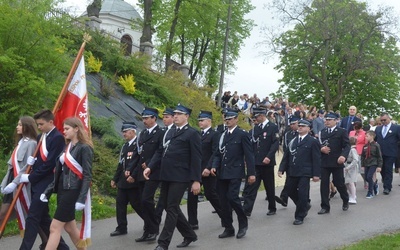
[{"x1": 100, "y1": 0, "x2": 141, "y2": 21}]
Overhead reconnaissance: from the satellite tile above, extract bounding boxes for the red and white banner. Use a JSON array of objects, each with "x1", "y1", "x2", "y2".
[{"x1": 54, "y1": 56, "x2": 89, "y2": 132}]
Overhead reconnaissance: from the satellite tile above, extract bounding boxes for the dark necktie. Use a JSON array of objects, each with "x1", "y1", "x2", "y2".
[
  {"x1": 201, "y1": 130, "x2": 205, "y2": 136},
  {"x1": 328, "y1": 128, "x2": 332, "y2": 134},
  {"x1": 299, "y1": 137, "x2": 302, "y2": 143},
  {"x1": 259, "y1": 124, "x2": 263, "y2": 129},
  {"x1": 347, "y1": 116, "x2": 353, "y2": 131}
]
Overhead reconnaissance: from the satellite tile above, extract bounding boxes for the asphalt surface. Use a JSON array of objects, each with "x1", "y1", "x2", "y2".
[{"x1": 2, "y1": 175, "x2": 400, "y2": 250}]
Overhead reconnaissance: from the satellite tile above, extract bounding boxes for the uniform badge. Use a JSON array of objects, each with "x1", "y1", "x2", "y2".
[
  {"x1": 389, "y1": 130, "x2": 392, "y2": 133},
  {"x1": 127, "y1": 151, "x2": 133, "y2": 159},
  {"x1": 263, "y1": 132, "x2": 267, "y2": 139}
]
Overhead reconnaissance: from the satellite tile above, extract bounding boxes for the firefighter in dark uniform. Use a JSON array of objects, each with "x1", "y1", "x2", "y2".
[
  {"x1": 211, "y1": 109, "x2": 255, "y2": 239},
  {"x1": 187, "y1": 110, "x2": 223, "y2": 230},
  {"x1": 134, "y1": 107, "x2": 164, "y2": 242},
  {"x1": 278, "y1": 119, "x2": 320, "y2": 225},
  {"x1": 275, "y1": 116, "x2": 299, "y2": 207},
  {"x1": 144, "y1": 104, "x2": 201, "y2": 250},
  {"x1": 110, "y1": 122, "x2": 144, "y2": 236},
  {"x1": 243, "y1": 108, "x2": 279, "y2": 216}
]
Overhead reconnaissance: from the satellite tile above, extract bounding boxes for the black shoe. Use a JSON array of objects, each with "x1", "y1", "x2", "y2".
[
  {"x1": 342, "y1": 203, "x2": 349, "y2": 211},
  {"x1": 236, "y1": 227, "x2": 247, "y2": 239},
  {"x1": 317, "y1": 208, "x2": 330, "y2": 215},
  {"x1": 383, "y1": 189, "x2": 390, "y2": 195},
  {"x1": 244, "y1": 211, "x2": 251, "y2": 217},
  {"x1": 266, "y1": 210, "x2": 276, "y2": 216},
  {"x1": 155, "y1": 246, "x2": 167, "y2": 250},
  {"x1": 110, "y1": 230, "x2": 127, "y2": 237},
  {"x1": 136, "y1": 233, "x2": 157, "y2": 242},
  {"x1": 190, "y1": 224, "x2": 199, "y2": 230},
  {"x1": 212, "y1": 210, "x2": 217, "y2": 213},
  {"x1": 329, "y1": 190, "x2": 337, "y2": 199},
  {"x1": 176, "y1": 237, "x2": 197, "y2": 248},
  {"x1": 293, "y1": 219, "x2": 303, "y2": 225},
  {"x1": 218, "y1": 229, "x2": 235, "y2": 238},
  {"x1": 274, "y1": 196, "x2": 287, "y2": 207}
]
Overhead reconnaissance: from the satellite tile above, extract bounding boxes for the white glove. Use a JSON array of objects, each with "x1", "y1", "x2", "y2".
[
  {"x1": 1, "y1": 183, "x2": 17, "y2": 194},
  {"x1": 27, "y1": 156, "x2": 36, "y2": 166},
  {"x1": 20, "y1": 174, "x2": 30, "y2": 183},
  {"x1": 40, "y1": 194, "x2": 48, "y2": 202},
  {"x1": 75, "y1": 202, "x2": 85, "y2": 211}
]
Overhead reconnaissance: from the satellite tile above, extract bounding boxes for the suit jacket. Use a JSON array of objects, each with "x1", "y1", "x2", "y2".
[
  {"x1": 375, "y1": 123, "x2": 400, "y2": 157},
  {"x1": 279, "y1": 134, "x2": 321, "y2": 177},
  {"x1": 2, "y1": 138, "x2": 37, "y2": 189},
  {"x1": 113, "y1": 139, "x2": 140, "y2": 189},
  {"x1": 133, "y1": 125, "x2": 164, "y2": 181},
  {"x1": 319, "y1": 126, "x2": 350, "y2": 168},
  {"x1": 149, "y1": 124, "x2": 202, "y2": 183},
  {"x1": 200, "y1": 128, "x2": 220, "y2": 171},
  {"x1": 212, "y1": 127, "x2": 255, "y2": 179},
  {"x1": 252, "y1": 121, "x2": 279, "y2": 166},
  {"x1": 29, "y1": 128, "x2": 65, "y2": 193},
  {"x1": 339, "y1": 116, "x2": 362, "y2": 133}
]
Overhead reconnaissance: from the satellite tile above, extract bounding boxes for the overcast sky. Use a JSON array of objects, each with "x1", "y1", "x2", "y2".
[{"x1": 63, "y1": 0, "x2": 400, "y2": 99}]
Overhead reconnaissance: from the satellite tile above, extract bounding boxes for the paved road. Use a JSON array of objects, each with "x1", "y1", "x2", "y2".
[{"x1": 2, "y1": 175, "x2": 400, "y2": 250}]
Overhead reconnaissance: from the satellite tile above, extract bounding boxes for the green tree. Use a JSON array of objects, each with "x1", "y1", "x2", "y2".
[
  {"x1": 151, "y1": 0, "x2": 254, "y2": 89},
  {"x1": 264, "y1": 0, "x2": 400, "y2": 117},
  {"x1": 0, "y1": 0, "x2": 79, "y2": 151}
]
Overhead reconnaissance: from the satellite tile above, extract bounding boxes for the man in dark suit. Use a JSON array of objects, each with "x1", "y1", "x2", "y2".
[
  {"x1": 134, "y1": 107, "x2": 164, "y2": 242},
  {"x1": 275, "y1": 116, "x2": 299, "y2": 207},
  {"x1": 110, "y1": 122, "x2": 143, "y2": 236},
  {"x1": 144, "y1": 104, "x2": 201, "y2": 250},
  {"x1": 318, "y1": 112, "x2": 350, "y2": 215},
  {"x1": 339, "y1": 106, "x2": 362, "y2": 134},
  {"x1": 279, "y1": 119, "x2": 320, "y2": 225},
  {"x1": 187, "y1": 110, "x2": 223, "y2": 230},
  {"x1": 19, "y1": 109, "x2": 69, "y2": 250},
  {"x1": 375, "y1": 112, "x2": 400, "y2": 195},
  {"x1": 243, "y1": 108, "x2": 279, "y2": 216},
  {"x1": 211, "y1": 109, "x2": 255, "y2": 239}
]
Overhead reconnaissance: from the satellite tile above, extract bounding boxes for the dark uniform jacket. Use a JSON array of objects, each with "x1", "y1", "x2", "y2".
[
  {"x1": 149, "y1": 124, "x2": 202, "y2": 183},
  {"x1": 252, "y1": 121, "x2": 279, "y2": 166},
  {"x1": 319, "y1": 126, "x2": 350, "y2": 168},
  {"x1": 212, "y1": 127, "x2": 255, "y2": 179},
  {"x1": 201, "y1": 128, "x2": 220, "y2": 171},
  {"x1": 283, "y1": 130, "x2": 298, "y2": 152},
  {"x1": 279, "y1": 135, "x2": 321, "y2": 177},
  {"x1": 113, "y1": 139, "x2": 140, "y2": 189},
  {"x1": 30, "y1": 129, "x2": 65, "y2": 193},
  {"x1": 132, "y1": 125, "x2": 164, "y2": 181}
]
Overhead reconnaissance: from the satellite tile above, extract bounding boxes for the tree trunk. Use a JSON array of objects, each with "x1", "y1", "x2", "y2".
[
  {"x1": 140, "y1": 0, "x2": 154, "y2": 52},
  {"x1": 165, "y1": 0, "x2": 183, "y2": 72}
]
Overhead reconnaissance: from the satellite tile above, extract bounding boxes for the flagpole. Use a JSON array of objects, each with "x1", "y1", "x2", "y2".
[{"x1": 0, "y1": 33, "x2": 92, "y2": 238}]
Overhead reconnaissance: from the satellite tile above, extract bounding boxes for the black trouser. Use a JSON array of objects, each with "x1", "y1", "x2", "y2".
[
  {"x1": 158, "y1": 181, "x2": 197, "y2": 249},
  {"x1": 139, "y1": 180, "x2": 160, "y2": 235},
  {"x1": 218, "y1": 178, "x2": 248, "y2": 230},
  {"x1": 381, "y1": 156, "x2": 396, "y2": 191},
  {"x1": 287, "y1": 176, "x2": 310, "y2": 221},
  {"x1": 320, "y1": 167, "x2": 349, "y2": 210},
  {"x1": 20, "y1": 190, "x2": 69, "y2": 250},
  {"x1": 243, "y1": 165, "x2": 276, "y2": 213},
  {"x1": 280, "y1": 175, "x2": 290, "y2": 203},
  {"x1": 115, "y1": 187, "x2": 143, "y2": 232},
  {"x1": 187, "y1": 175, "x2": 222, "y2": 225}
]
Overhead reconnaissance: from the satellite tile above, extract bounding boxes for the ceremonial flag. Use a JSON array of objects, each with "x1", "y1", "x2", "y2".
[{"x1": 54, "y1": 56, "x2": 89, "y2": 132}]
